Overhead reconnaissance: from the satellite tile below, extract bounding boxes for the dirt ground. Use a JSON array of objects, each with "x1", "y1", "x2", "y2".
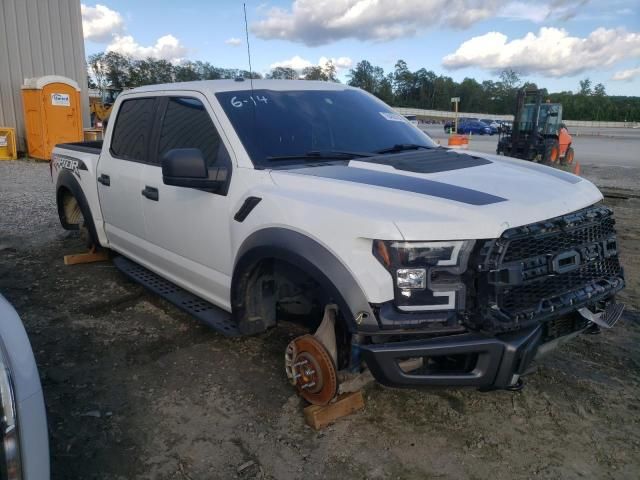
[{"x1": 1, "y1": 160, "x2": 639, "y2": 480}]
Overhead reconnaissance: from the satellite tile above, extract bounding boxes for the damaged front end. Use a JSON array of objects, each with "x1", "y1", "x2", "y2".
[{"x1": 359, "y1": 204, "x2": 625, "y2": 390}]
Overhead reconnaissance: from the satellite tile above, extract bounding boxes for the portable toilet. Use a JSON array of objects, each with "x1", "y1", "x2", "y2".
[{"x1": 21, "y1": 76, "x2": 83, "y2": 160}]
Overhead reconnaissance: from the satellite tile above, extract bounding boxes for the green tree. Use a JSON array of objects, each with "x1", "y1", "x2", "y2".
[
  {"x1": 87, "y1": 53, "x2": 108, "y2": 91},
  {"x1": 324, "y1": 60, "x2": 338, "y2": 82},
  {"x1": 347, "y1": 60, "x2": 389, "y2": 100},
  {"x1": 302, "y1": 65, "x2": 327, "y2": 81},
  {"x1": 85, "y1": 51, "x2": 640, "y2": 122},
  {"x1": 102, "y1": 51, "x2": 132, "y2": 89},
  {"x1": 267, "y1": 67, "x2": 298, "y2": 80},
  {"x1": 593, "y1": 83, "x2": 606, "y2": 96},
  {"x1": 174, "y1": 62, "x2": 200, "y2": 82},
  {"x1": 579, "y1": 78, "x2": 592, "y2": 95},
  {"x1": 129, "y1": 58, "x2": 173, "y2": 85}
]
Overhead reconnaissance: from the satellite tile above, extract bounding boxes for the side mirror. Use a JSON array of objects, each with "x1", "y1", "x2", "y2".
[{"x1": 161, "y1": 148, "x2": 228, "y2": 192}]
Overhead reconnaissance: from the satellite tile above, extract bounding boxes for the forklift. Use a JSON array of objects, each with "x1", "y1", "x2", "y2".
[
  {"x1": 89, "y1": 87, "x2": 122, "y2": 127},
  {"x1": 497, "y1": 86, "x2": 574, "y2": 165}
]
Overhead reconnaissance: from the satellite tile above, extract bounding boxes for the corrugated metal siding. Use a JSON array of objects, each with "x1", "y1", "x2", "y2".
[{"x1": 0, "y1": 0, "x2": 89, "y2": 151}]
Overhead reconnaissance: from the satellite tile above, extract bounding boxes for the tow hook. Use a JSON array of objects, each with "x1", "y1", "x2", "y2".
[
  {"x1": 505, "y1": 377, "x2": 525, "y2": 392},
  {"x1": 577, "y1": 302, "x2": 625, "y2": 330}
]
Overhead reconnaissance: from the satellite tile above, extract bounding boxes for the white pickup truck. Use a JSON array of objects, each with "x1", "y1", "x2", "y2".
[
  {"x1": 52, "y1": 79, "x2": 625, "y2": 396},
  {"x1": 0, "y1": 295, "x2": 49, "y2": 479}
]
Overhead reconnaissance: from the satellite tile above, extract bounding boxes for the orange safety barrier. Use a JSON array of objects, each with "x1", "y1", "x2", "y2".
[{"x1": 447, "y1": 134, "x2": 469, "y2": 149}]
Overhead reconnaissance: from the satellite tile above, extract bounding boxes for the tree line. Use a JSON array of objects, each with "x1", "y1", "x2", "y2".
[{"x1": 87, "y1": 52, "x2": 639, "y2": 122}]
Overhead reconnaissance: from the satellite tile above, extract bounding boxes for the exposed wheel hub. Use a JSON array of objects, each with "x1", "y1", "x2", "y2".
[{"x1": 285, "y1": 335, "x2": 337, "y2": 405}]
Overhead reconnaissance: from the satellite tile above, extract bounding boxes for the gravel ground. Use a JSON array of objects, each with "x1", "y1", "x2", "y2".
[{"x1": 1, "y1": 159, "x2": 639, "y2": 479}]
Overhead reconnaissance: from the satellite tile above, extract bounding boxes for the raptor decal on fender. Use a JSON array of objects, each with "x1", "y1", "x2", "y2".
[{"x1": 52, "y1": 154, "x2": 88, "y2": 179}]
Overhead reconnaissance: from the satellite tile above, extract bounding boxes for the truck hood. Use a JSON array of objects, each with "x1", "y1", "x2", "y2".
[{"x1": 269, "y1": 148, "x2": 603, "y2": 240}]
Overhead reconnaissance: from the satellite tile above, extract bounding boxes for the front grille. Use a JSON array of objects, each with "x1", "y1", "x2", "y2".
[
  {"x1": 473, "y1": 205, "x2": 624, "y2": 332},
  {"x1": 502, "y1": 258, "x2": 620, "y2": 311},
  {"x1": 503, "y1": 216, "x2": 616, "y2": 262}
]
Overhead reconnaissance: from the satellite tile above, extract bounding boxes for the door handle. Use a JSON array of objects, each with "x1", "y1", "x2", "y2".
[
  {"x1": 97, "y1": 173, "x2": 110, "y2": 186},
  {"x1": 141, "y1": 186, "x2": 159, "y2": 201}
]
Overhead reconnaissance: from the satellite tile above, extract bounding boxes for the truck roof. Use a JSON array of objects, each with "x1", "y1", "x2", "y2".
[{"x1": 123, "y1": 79, "x2": 353, "y2": 96}]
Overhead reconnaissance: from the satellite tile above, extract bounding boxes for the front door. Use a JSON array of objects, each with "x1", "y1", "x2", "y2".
[
  {"x1": 97, "y1": 97, "x2": 157, "y2": 262},
  {"x1": 139, "y1": 95, "x2": 235, "y2": 309}
]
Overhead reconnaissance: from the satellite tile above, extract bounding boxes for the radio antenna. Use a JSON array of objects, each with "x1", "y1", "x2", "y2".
[{"x1": 243, "y1": 3, "x2": 254, "y2": 92}]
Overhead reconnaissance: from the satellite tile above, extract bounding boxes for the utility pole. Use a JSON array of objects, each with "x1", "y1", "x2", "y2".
[{"x1": 451, "y1": 97, "x2": 460, "y2": 134}]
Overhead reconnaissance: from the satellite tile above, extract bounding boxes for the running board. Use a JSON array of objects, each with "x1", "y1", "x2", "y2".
[{"x1": 113, "y1": 256, "x2": 240, "y2": 337}]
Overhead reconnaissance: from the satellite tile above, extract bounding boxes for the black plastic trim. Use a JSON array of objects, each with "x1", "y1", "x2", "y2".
[
  {"x1": 233, "y1": 228, "x2": 377, "y2": 332},
  {"x1": 360, "y1": 324, "x2": 544, "y2": 389},
  {"x1": 234, "y1": 196, "x2": 262, "y2": 222},
  {"x1": 55, "y1": 141, "x2": 103, "y2": 154},
  {"x1": 374, "y1": 301, "x2": 460, "y2": 331},
  {"x1": 361, "y1": 148, "x2": 491, "y2": 174},
  {"x1": 55, "y1": 169, "x2": 101, "y2": 246}
]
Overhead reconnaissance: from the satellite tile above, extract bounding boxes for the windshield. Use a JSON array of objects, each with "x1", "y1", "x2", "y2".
[
  {"x1": 216, "y1": 89, "x2": 437, "y2": 166},
  {"x1": 538, "y1": 104, "x2": 562, "y2": 135}
]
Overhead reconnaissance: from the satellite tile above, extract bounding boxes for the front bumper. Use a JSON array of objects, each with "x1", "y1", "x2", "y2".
[{"x1": 361, "y1": 321, "x2": 582, "y2": 390}]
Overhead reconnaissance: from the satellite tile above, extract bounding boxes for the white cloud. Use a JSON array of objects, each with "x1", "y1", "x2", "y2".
[
  {"x1": 270, "y1": 55, "x2": 314, "y2": 71},
  {"x1": 251, "y1": 0, "x2": 590, "y2": 46},
  {"x1": 269, "y1": 55, "x2": 353, "y2": 73},
  {"x1": 252, "y1": 0, "x2": 507, "y2": 46},
  {"x1": 442, "y1": 27, "x2": 640, "y2": 77},
  {"x1": 320, "y1": 56, "x2": 353, "y2": 70},
  {"x1": 225, "y1": 37, "x2": 242, "y2": 46},
  {"x1": 83, "y1": 3, "x2": 188, "y2": 62},
  {"x1": 107, "y1": 34, "x2": 188, "y2": 63},
  {"x1": 499, "y1": 0, "x2": 589, "y2": 22},
  {"x1": 612, "y1": 67, "x2": 640, "y2": 81},
  {"x1": 81, "y1": 3, "x2": 124, "y2": 42}
]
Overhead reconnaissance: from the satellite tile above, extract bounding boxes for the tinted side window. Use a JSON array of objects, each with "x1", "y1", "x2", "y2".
[
  {"x1": 110, "y1": 98, "x2": 156, "y2": 161},
  {"x1": 157, "y1": 97, "x2": 225, "y2": 167}
]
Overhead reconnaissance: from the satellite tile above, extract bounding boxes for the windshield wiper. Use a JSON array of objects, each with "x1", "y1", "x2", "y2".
[
  {"x1": 374, "y1": 144, "x2": 432, "y2": 154},
  {"x1": 266, "y1": 150, "x2": 374, "y2": 161}
]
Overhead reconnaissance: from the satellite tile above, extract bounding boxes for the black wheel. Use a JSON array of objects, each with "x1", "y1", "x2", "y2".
[
  {"x1": 564, "y1": 146, "x2": 575, "y2": 165},
  {"x1": 543, "y1": 144, "x2": 560, "y2": 163}
]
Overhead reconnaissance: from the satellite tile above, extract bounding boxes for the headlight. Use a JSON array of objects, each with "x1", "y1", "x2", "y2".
[
  {"x1": 0, "y1": 344, "x2": 22, "y2": 480},
  {"x1": 373, "y1": 240, "x2": 474, "y2": 312}
]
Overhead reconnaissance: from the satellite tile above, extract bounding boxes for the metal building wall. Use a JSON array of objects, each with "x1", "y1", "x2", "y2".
[{"x1": 0, "y1": 0, "x2": 89, "y2": 152}]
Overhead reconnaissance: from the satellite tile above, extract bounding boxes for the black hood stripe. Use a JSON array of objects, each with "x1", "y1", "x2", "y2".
[{"x1": 292, "y1": 165, "x2": 507, "y2": 206}]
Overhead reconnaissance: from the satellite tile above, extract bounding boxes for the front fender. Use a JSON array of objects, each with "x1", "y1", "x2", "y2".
[{"x1": 232, "y1": 227, "x2": 378, "y2": 333}]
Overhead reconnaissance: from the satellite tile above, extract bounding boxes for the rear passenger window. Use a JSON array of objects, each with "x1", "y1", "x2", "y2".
[
  {"x1": 110, "y1": 98, "x2": 156, "y2": 161},
  {"x1": 157, "y1": 97, "x2": 227, "y2": 167}
]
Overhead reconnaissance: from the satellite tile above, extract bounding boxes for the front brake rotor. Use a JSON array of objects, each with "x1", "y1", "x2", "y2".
[{"x1": 285, "y1": 334, "x2": 337, "y2": 405}]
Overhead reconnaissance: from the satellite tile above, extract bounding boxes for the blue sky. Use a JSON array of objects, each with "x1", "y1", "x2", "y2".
[{"x1": 82, "y1": 0, "x2": 640, "y2": 96}]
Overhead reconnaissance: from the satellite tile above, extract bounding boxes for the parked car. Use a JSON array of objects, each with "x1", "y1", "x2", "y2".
[
  {"x1": 443, "y1": 117, "x2": 473, "y2": 133},
  {"x1": 457, "y1": 120, "x2": 492, "y2": 135},
  {"x1": 51, "y1": 79, "x2": 624, "y2": 393},
  {"x1": 0, "y1": 295, "x2": 49, "y2": 479},
  {"x1": 480, "y1": 119, "x2": 500, "y2": 135}
]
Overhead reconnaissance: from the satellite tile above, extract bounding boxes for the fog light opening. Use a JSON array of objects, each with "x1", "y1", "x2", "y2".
[{"x1": 398, "y1": 353, "x2": 479, "y2": 375}]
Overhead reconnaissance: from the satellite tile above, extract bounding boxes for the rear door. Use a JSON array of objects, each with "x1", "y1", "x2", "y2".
[
  {"x1": 97, "y1": 96, "x2": 158, "y2": 261},
  {"x1": 138, "y1": 94, "x2": 235, "y2": 308}
]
